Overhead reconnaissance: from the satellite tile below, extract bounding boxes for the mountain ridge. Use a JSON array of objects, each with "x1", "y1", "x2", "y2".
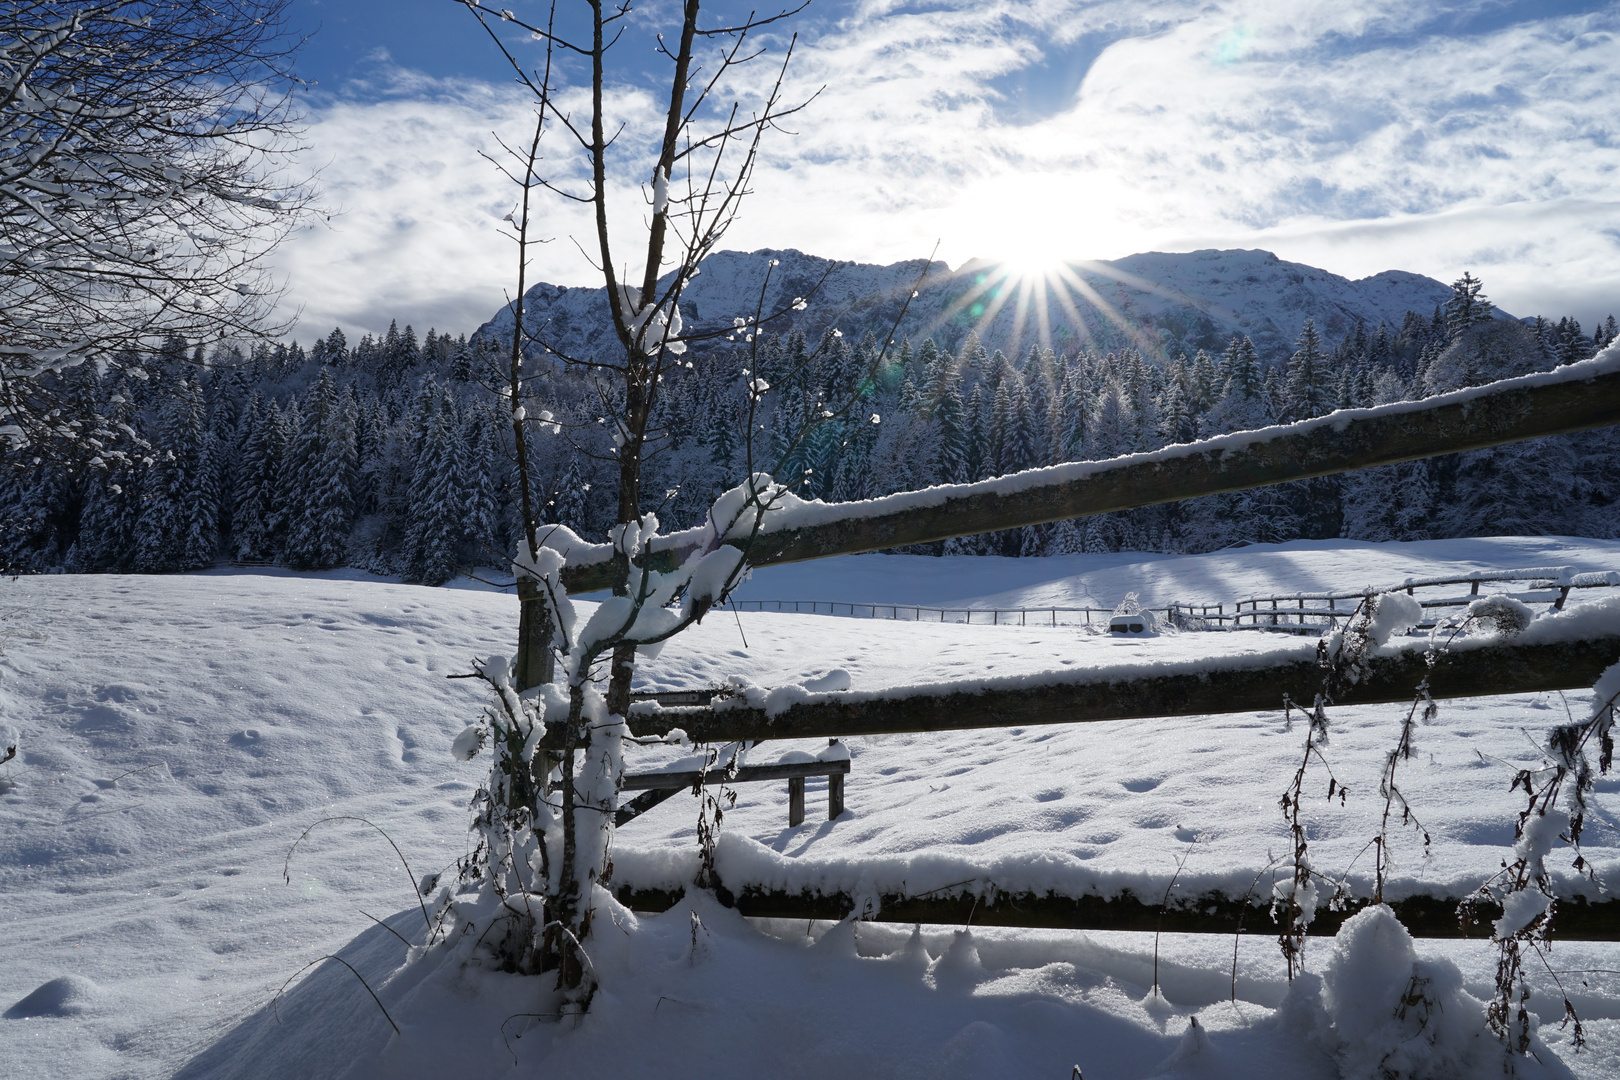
[{"x1": 475, "y1": 247, "x2": 1488, "y2": 364}]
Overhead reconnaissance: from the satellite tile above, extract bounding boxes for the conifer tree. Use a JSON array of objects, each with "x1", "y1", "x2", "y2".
[
  {"x1": 1284, "y1": 319, "x2": 1331, "y2": 420},
  {"x1": 133, "y1": 375, "x2": 210, "y2": 571},
  {"x1": 458, "y1": 408, "x2": 498, "y2": 565},
  {"x1": 402, "y1": 391, "x2": 461, "y2": 585},
  {"x1": 1444, "y1": 273, "x2": 1495, "y2": 338},
  {"x1": 232, "y1": 395, "x2": 280, "y2": 561},
  {"x1": 283, "y1": 370, "x2": 358, "y2": 569}
]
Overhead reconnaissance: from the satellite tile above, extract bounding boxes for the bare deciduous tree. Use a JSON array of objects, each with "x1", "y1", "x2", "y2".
[
  {"x1": 451, "y1": 0, "x2": 933, "y2": 1014},
  {"x1": 0, "y1": 1, "x2": 312, "y2": 445}
]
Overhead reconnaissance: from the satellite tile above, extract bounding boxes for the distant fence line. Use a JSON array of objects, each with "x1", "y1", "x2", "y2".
[{"x1": 731, "y1": 567, "x2": 1620, "y2": 635}]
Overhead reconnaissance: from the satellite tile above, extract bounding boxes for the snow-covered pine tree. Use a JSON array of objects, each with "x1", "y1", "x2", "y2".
[
  {"x1": 231, "y1": 395, "x2": 280, "y2": 562},
  {"x1": 1283, "y1": 319, "x2": 1331, "y2": 421},
  {"x1": 931, "y1": 370, "x2": 971, "y2": 485},
  {"x1": 132, "y1": 375, "x2": 209, "y2": 571},
  {"x1": 283, "y1": 371, "x2": 358, "y2": 569},
  {"x1": 1443, "y1": 272, "x2": 1495, "y2": 339},
  {"x1": 402, "y1": 390, "x2": 461, "y2": 585},
  {"x1": 457, "y1": 407, "x2": 498, "y2": 567}
]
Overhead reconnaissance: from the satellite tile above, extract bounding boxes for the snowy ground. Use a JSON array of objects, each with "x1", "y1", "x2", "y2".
[{"x1": 3, "y1": 538, "x2": 1619, "y2": 1078}]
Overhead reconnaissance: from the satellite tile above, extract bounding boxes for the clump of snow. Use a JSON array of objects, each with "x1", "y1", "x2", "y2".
[
  {"x1": 1590, "y1": 659, "x2": 1620, "y2": 717},
  {"x1": 802, "y1": 668, "x2": 851, "y2": 692},
  {"x1": 1307, "y1": 904, "x2": 1552, "y2": 1079},
  {"x1": 817, "y1": 740, "x2": 851, "y2": 762},
  {"x1": 1495, "y1": 810, "x2": 1570, "y2": 938},
  {"x1": 683, "y1": 544, "x2": 745, "y2": 618},
  {"x1": 1364, "y1": 591, "x2": 1424, "y2": 646},
  {"x1": 450, "y1": 724, "x2": 483, "y2": 761},
  {"x1": 1464, "y1": 594, "x2": 1534, "y2": 638},
  {"x1": 927, "y1": 929, "x2": 985, "y2": 990}
]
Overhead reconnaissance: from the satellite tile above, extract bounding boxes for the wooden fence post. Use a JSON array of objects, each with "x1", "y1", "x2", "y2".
[
  {"x1": 827, "y1": 742, "x2": 846, "y2": 821},
  {"x1": 788, "y1": 777, "x2": 806, "y2": 827}
]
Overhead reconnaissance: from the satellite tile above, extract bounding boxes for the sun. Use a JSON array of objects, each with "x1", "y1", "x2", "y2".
[{"x1": 991, "y1": 247, "x2": 1070, "y2": 284}]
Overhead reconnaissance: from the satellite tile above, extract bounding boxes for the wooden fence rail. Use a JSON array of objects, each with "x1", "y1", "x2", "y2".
[
  {"x1": 576, "y1": 628, "x2": 1620, "y2": 747},
  {"x1": 611, "y1": 883, "x2": 1620, "y2": 941},
  {"x1": 560, "y1": 356, "x2": 1620, "y2": 593}
]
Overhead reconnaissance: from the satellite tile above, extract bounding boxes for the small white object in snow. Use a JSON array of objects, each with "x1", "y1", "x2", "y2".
[{"x1": 1108, "y1": 592, "x2": 1157, "y2": 637}]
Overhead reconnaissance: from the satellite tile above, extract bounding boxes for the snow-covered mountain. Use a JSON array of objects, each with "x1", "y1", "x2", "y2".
[{"x1": 475, "y1": 247, "x2": 1483, "y2": 363}]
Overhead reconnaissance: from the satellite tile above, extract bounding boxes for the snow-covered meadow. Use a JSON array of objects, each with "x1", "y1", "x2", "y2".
[{"x1": 4, "y1": 537, "x2": 1619, "y2": 1078}]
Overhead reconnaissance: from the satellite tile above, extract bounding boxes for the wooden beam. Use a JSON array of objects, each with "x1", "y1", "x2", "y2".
[
  {"x1": 622, "y1": 758, "x2": 851, "y2": 791},
  {"x1": 561, "y1": 357, "x2": 1620, "y2": 593},
  {"x1": 613, "y1": 883, "x2": 1620, "y2": 941},
  {"x1": 594, "y1": 631, "x2": 1620, "y2": 746}
]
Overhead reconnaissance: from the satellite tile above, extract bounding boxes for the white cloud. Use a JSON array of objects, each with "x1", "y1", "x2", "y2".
[{"x1": 270, "y1": 1, "x2": 1620, "y2": 342}]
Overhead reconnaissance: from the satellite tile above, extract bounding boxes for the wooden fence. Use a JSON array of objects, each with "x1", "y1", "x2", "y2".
[
  {"x1": 605, "y1": 618, "x2": 1620, "y2": 937},
  {"x1": 586, "y1": 360, "x2": 1620, "y2": 937},
  {"x1": 729, "y1": 567, "x2": 1620, "y2": 635}
]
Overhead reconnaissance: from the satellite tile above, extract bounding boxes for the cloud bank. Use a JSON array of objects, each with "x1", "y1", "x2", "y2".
[{"x1": 272, "y1": 0, "x2": 1620, "y2": 341}]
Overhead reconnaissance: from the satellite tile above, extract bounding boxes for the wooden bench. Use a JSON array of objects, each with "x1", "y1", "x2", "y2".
[{"x1": 617, "y1": 739, "x2": 849, "y2": 828}]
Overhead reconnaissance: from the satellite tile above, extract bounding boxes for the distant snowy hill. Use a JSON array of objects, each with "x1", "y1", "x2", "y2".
[{"x1": 475, "y1": 247, "x2": 1490, "y2": 363}]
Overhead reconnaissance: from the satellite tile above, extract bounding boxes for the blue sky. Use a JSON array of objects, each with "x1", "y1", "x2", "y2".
[{"x1": 275, "y1": 0, "x2": 1620, "y2": 340}]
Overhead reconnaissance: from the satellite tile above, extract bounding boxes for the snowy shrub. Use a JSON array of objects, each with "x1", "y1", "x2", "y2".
[
  {"x1": 1464, "y1": 660, "x2": 1617, "y2": 1058},
  {"x1": 1294, "y1": 904, "x2": 1554, "y2": 1080},
  {"x1": 1464, "y1": 594, "x2": 1535, "y2": 638},
  {"x1": 452, "y1": 476, "x2": 789, "y2": 1009}
]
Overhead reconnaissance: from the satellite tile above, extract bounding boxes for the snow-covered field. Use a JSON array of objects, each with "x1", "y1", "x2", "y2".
[{"x1": 4, "y1": 538, "x2": 1619, "y2": 1078}]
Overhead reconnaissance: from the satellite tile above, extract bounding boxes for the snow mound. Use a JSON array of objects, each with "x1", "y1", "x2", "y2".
[
  {"x1": 1365, "y1": 592, "x2": 1423, "y2": 646},
  {"x1": 1308, "y1": 905, "x2": 1569, "y2": 1080},
  {"x1": 5, "y1": 975, "x2": 101, "y2": 1018}
]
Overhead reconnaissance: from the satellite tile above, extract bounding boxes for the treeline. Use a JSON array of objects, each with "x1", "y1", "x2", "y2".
[{"x1": 3, "y1": 278, "x2": 1617, "y2": 581}]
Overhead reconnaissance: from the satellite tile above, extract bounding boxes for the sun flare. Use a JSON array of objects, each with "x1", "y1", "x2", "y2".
[{"x1": 991, "y1": 249, "x2": 1070, "y2": 284}]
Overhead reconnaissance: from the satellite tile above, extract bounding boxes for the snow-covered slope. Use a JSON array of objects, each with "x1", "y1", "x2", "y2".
[
  {"x1": 475, "y1": 247, "x2": 1481, "y2": 364},
  {"x1": 2, "y1": 541, "x2": 1614, "y2": 1080}
]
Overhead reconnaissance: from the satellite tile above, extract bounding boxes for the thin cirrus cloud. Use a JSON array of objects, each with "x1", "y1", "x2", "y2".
[{"x1": 272, "y1": 1, "x2": 1620, "y2": 342}]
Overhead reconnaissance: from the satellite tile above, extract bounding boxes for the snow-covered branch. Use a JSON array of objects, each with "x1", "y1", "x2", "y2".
[{"x1": 0, "y1": 1, "x2": 313, "y2": 446}]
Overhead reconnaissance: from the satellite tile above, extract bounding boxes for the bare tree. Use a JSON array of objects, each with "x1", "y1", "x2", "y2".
[
  {"x1": 446, "y1": 0, "x2": 928, "y2": 1016},
  {"x1": 0, "y1": 1, "x2": 312, "y2": 446},
  {"x1": 451, "y1": 0, "x2": 819, "y2": 1014}
]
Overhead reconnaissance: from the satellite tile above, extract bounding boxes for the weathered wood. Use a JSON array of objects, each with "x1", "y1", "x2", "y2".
[
  {"x1": 513, "y1": 578, "x2": 554, "y2": 692},
  {"x1": 562, "y1": 360, "x2": 1620, "y2": 593},
  {"x1": 614, "y1": 785, "x2": 682, "y2": 827},
  {"x1": 594, "y1": 631, "x2": 1620, "y2": 746},
  {"x1": 828, "y1": 772, "x2": 845, "y2": 820},
  {"x1": 612, "y1": 883, "x2": 1620, "y2": 941},
  {"x1": 788, "y1": 776, "x2": 806, "y2": 828}
]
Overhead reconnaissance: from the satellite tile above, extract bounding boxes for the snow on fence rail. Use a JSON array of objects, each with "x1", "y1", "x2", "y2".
[
  {"x1": 611, "y1": 880, "x2": 1620, "y2": 941},
  {"x1": 558, "y1": 350, "x2": 1620, "y2": 593},
  {"x1": 595, "y1": 597, "x2": 1620, "y2": 746},
  {"x1": 1229, "y1": 567, "x2": 1620, "y2": 629}
]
